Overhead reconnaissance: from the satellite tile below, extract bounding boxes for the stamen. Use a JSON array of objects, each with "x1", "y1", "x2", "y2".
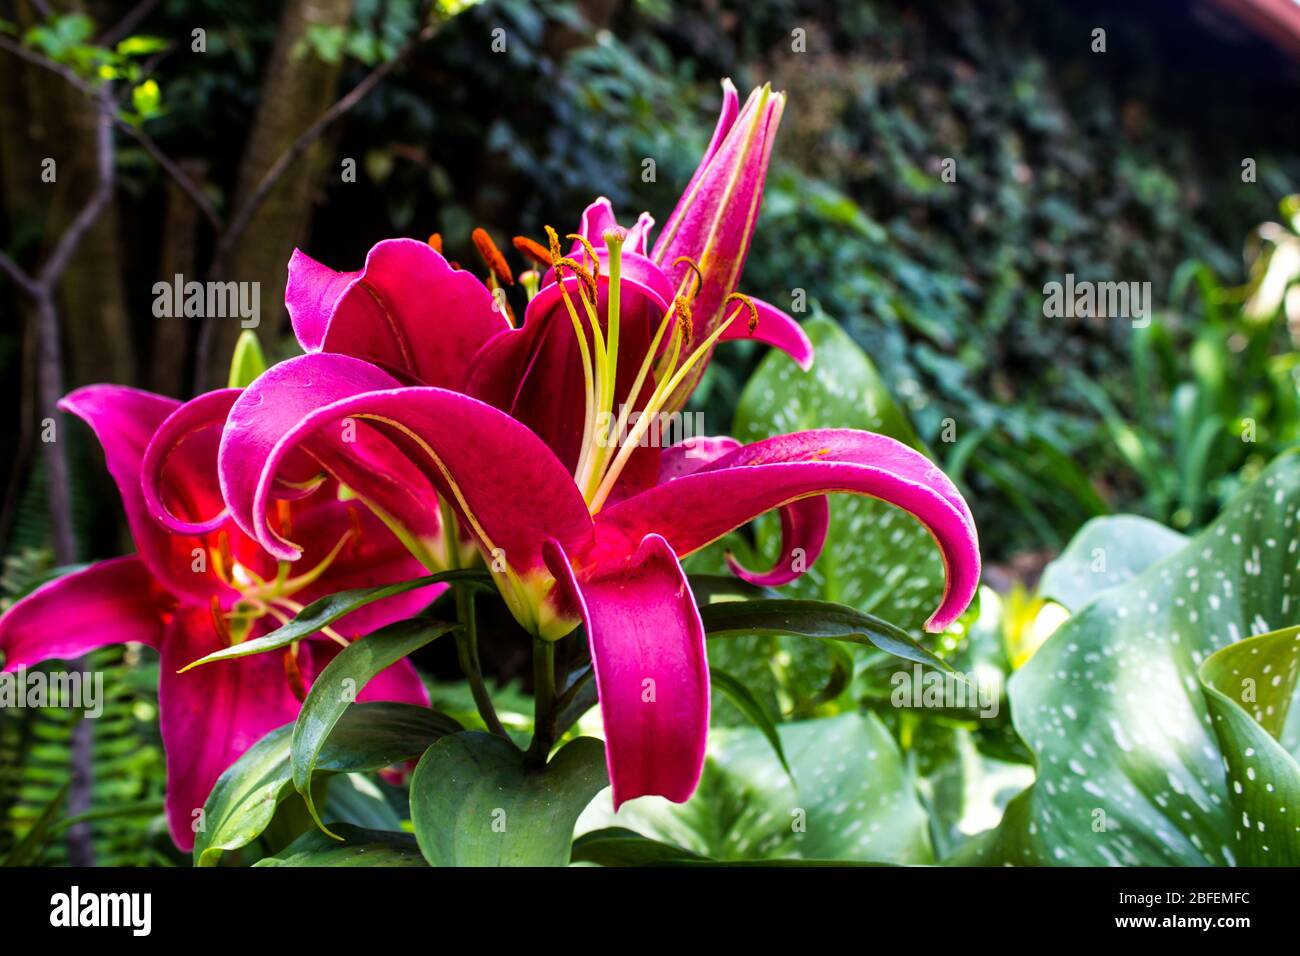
[
  {"x1": 513, "y1": 235, "x2": 552, "y2": 268},
  {"x1": 725, "y1": 291, "x2": 759, "y2": 333},
  {"x1": 589, "y1": 294, "x2": 754, "y2": 512},
  {"x1": 427, "y1": 232, "x2": 443, "y2": 253},
  {"x1": 566, "y1": 233, "x2": 602, "y2": 280},
  {"x1": 283, "y1": 645, "x2": 307, "y2": 702},
  {"x1": 519, "y1": 269, "x2": 541, "y2": 301},
  {"x1": 672, "y1": 255, "x2": 704, "y2": 301},
  {"x1": 472, "y1": 227, "x2": 514, "y2": 285}
]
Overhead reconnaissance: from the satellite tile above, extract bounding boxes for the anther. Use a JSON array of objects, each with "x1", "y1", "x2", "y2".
[
  {"x1": 472, "y1": 227, "x2": 514, "y2": 285},
  {"x1": 725, "y1": 292, "x2": 760, "y2": 333},
  {"x1": 672, "y1": 256, "x2": 704, "y2": 300},
  {"x1": 513, "y1": 235, "x2": 553, "y2": 268},
  {"x1": 427, "y1": 232, "x2": 443, "y2": 253}
]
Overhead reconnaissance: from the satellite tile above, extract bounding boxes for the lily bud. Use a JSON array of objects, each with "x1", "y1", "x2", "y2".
[{"x1": 651, "y1": 80, "x2": 786, "y2": 404}]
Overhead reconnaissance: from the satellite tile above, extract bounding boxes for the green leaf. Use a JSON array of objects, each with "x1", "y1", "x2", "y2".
[
  {"x1": 708, "y1": 667, "x2": 790, "y2": 778},
  {"x1": 701, "y1": 598, "x2": 955, "y2": 675},
  {"x1": 292, "y1": 618, "x2": 457, "y2": 834},
  {"x1": 115, "y1": 35, "x2": 167, "y2": 57},
  {"x1": 0, "y1": 781, "x2": 69, "y2": 867},
  {"x1": 578, "y1": 713, "x2": 934, "y2": 863},
  {"x1": 409, "y1": 733, "x2": 608, "y2": 866},
  {"x1": 957, "y1": 452, "x2": 1300, "y2": 865},
  {"x1": 178, "y1": 568, "x2": 488, "y2": 670},
  {"x1": 194, "y1": 702, "x2": 458, "y2": 866},
  {"x1": 226, "y1": 329, "x2": 267, "y2": 388},
  {"x1": 571, "y1": 827, "x2": 889, "y2": 866},
  {"x1": 1038, "y1": 514, "x2": 1187, "y2": 612},
  {"x1": 254, "y1": 823, "x2": 426, "y2": 867},
  {"x1": 1198, "y1": 626, "x2": 1300, "y2": 864}
]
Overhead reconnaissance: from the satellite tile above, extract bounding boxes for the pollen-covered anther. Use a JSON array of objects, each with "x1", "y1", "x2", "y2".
[
  {"x1": 427, "y1": 232, "x2": 443, "y2": 253},
  {"x1": 673, "y1": 296, "x2": 694, "y2": 343},
  {"x1": 725, "y1": 292, "x2": 760, "y2": 334},
  {"x1": 566, "y1": 233, "x2": 602, "y2": 280},
  {"x1": 513, "y1": 235, "x2": 553, "y2": 268},
  {"x1": 471, "y1": 227, "x2": 514, "y2": 285},
  {"x1": 672, "y1": 255, "x2": 704, "y2": 301},
  {"x1": 553, "y1": 255, "x2": 599, "y2": 305}
]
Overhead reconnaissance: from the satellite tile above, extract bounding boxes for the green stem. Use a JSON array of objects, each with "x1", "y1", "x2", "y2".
[
  {"x1": 526, "y1": 638, "x2": 556, "y2": 766},
  {"x1": 454, "y1": 581, "x2": 509, "y2": 740}
]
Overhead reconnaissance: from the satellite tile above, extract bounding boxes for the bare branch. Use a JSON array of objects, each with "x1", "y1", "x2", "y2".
[
  {"x1": 39, "y1": 91, "x2": 115, "y2": 286},
  {"x1": 98, "y1": 0, "x2": 162, "y2": 48},
  {"x1": 116, "y1": 119, "x2": 221, "y2": 230},
  {"x1": 0, "y1": 250, "x2": 38, "y2": 295},
  {"x1": 212, "y1": 20, "x2": 438, "y2": 273}
]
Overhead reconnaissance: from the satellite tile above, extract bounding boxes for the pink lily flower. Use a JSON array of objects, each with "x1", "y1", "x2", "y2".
[
  {"x1": 0, "y1": 385, "x2": 439, "y2": 850},
  {"x1": 215, "y1": 265, "x2": 980, "y2": 807},
  {"x1": 208, "y1": 80, "x2": 978, "y2": 808}
]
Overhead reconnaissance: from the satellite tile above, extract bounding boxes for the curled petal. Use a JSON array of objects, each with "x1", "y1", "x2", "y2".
[
  {"x1": 141, "y1": 388, "x2": 240, "y2": 535},
  {"x1": 545, "y1": 533, "x2": 708, "y2": 808},
  {"x1": 596, "y1": 429, "x2": 981, "y2": 631},
  {"x1": 0, "y1": 557, "x2": 167, "y2": 671},
  {"x1": 60, "y1": 385, "x2": 224, "y2": 605},
  {"x1": 725, "y1": 495, "x2": 829, "y2": 587},
  {"x1": 659, "y1": 436, "x2": 828, "y2": 587},
  {"x1": 720, "y1": 297, "x2": 814, "y2": 371},
  {"x1": 220, "y1": 354, "x2": 444, "y2": 557},
  {"x1": 286, "y1": 239, "x2": 509, "y2": 389},
  {"x1": 653, "y1": 77, "x2": 741, "y2": 256},
  {"x1": 223, "y1": 353, "x2": 593, "y2": 575}
]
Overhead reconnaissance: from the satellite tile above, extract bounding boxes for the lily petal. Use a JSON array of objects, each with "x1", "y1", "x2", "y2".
[
  {"x1": 595, "y1": 429, "x2": 981, "y2": 631},
  {"x1": 60, "y1": 385, "x2": 223, "y2": 605},
  {"x1": 653, "y1": 78, "x2": 741, "y2": 253},
  {"x1": 290, "y1": 496, "x2": 448, "y2": 638},
  {"x1": 720, "y1": 297, "x2": 814, "y2": 371},
  {"x1": 223, "y1": 354, "x2": 594, "y2": 576},
  {"x1": 141, "y1": 388, "x2": 240, "y2": 535},
  {"x1": 159, "y1": 609, "x2": 305, "y2": 851},
  {"x1": 0, "y1": 557, "x2": 167, "y2": 671},
  {"x1": 544, "y1": 533, "x2": 708, "y2": 808},
  {"x1": 659, "y1": 436, "x2": 828, "y2": 587},
  {"x1": 220, "y1": 354, "x2": 444, "y2": 559},
  {"x1": 286, "y1": 239, "x2": 509, "y2": 389},
  {"x1": 465, "y1": 258, "x2": 672, "y2": 476}
]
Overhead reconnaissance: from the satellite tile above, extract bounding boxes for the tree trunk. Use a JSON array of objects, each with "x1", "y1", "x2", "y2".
[{"x1": 204, "y1": 0, "x2": 354, "y2": 387}]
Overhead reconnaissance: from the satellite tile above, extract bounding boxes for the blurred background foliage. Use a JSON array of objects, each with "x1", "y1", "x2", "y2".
[{"x1": 3, "y1": 0, "x2": 1300, "y2": 863}]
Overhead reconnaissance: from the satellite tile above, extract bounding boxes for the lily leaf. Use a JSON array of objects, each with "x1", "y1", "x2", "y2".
[
  {"x1": 701, "y1": 598, "x2": 954, "y2": 675},
  {"x1": 254, "y1": 823, "x2": 426, "y2": 867},
  {"x1": 179, "y1": 568, "x2": 488, "y2": 670},
  {"x1": 409, "y1": 733, "x2": 608, "y2": 867},
  {"x1": 194, "y1": 702, "x2": 458, "y2": 866},
  {"x1": 1198, "y1": 626, "x2": 1300, "y2": 865},
  {"x1": 1038, "y1": 514, "x2": 1187, "y2": 612},
  {"x1": 578, "y1": 713, "x2": 933, "y2": 863},
  {"x1": 571, "y1": 827, "x2": 888, "y2": 866},
  {"x1": 292, "y1": 617, "x2": 457, "y2": 834},
  {"x1": 709, "y1": 666, "x2": 791, "y2": 778},
  {"x1": 955, "y1": 451, "x2": 1300, "y2": 865}
]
